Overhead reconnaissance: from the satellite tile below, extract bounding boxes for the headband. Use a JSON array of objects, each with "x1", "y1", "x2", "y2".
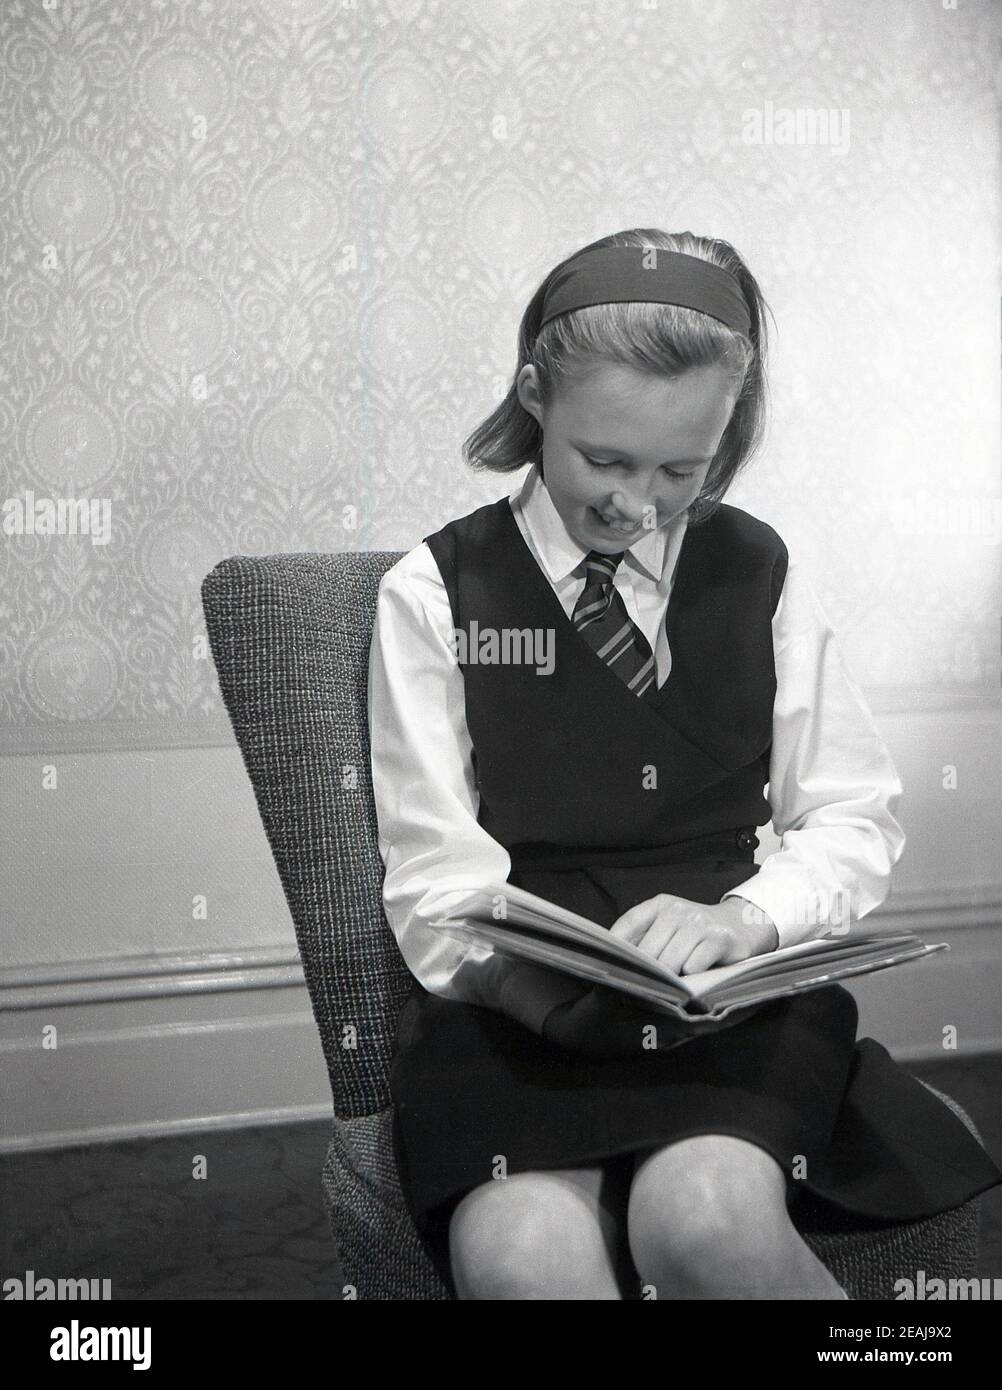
[{"x1": 538, "y1": 245, "x2": 751, "y2": 337}]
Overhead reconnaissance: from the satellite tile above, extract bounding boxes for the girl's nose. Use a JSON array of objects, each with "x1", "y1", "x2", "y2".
[{"x1": 609, "y1": 490, "x2": 647, "y2": 522}]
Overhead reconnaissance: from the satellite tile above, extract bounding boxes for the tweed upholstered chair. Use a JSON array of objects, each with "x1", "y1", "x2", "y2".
[{"x1": 202, "y1": 551, "x2": 986, "y2": 1301}]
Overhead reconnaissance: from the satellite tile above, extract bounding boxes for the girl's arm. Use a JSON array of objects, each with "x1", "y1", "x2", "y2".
[
  {"x1": 368, "y1": 543, "x2": 584, "y2": 1032},
  {"x1": 720, "y1": 555, "x2": 906, "y2": 947}
]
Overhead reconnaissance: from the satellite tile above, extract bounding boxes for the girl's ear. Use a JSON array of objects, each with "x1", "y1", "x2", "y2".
[{"x1": 515, "y1": 364, "x2": 544, "y2": 426}]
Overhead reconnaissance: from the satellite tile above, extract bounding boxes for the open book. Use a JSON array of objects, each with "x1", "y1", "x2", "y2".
[{"x1": 429, "y1": 882, "x2": 948, "y2": 1025}]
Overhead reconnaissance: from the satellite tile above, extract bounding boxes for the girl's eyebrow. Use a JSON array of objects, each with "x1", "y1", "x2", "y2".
[{"x1": 570, "y1": 440, "x2": 713, "y2": 467}]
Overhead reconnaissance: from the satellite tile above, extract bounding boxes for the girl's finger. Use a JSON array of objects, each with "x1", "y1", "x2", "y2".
[
  {"x1": 609, "y1": 894, "x2": 678, "y2": 942},
  {"x1": 629, "y1": 913, "x2": 679, "y2": 961},
  {"x1": 675, "y1": 932, "x2": 732, "y2": 975},
  {"x1": 651, "y1": 921, "x2": 707, "y2": 973}
]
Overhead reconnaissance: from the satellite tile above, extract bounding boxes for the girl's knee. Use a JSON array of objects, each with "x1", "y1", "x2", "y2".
[
  {"x1": 627, "y1": 1135, "x2": 793, "y2": 1273},
  {"x1": 449, "y1": 1170, "x2": 615, "y2": 1300}
]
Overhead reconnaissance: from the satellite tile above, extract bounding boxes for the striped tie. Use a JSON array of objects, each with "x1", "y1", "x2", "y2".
[{"x1": 572, "y1": 549, "x2": 657, "y2": 698}]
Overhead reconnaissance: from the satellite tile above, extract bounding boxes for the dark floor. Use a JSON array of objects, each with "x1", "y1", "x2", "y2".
[{"x1": 2, "y1": 1053, "x2": 1000, "y2": 1299}]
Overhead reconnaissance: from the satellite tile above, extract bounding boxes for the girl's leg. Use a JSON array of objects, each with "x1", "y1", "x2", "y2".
[
  {"x1": 448, "y1": 1161, "x2": 630, "y2": 1300},
  {"x1": 627, "y1": 1134, "x2": 848, "y2": 1300}
]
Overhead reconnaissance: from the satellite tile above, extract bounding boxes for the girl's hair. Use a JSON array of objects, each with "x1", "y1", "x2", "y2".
[{"x1": 462, "y1": 227, "x2": 772, "y2": 525}]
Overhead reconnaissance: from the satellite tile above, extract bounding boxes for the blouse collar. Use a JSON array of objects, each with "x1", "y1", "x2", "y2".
[{"x1": 510, "y1": 461, "x2": 688, "y2": 586}]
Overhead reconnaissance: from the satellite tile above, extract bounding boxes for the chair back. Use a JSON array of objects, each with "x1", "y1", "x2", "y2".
[{"x1": 201, "y1": 552, "x2": 408, "y2": 1119}]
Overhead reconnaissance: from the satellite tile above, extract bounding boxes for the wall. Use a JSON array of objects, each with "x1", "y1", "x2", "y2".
[{"x1": 2, "y1": 0, "x2": 1000, "y2": 1150}]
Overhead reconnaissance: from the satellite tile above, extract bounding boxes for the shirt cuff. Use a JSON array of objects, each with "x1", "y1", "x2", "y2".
[{"x1": 719, "y1": 875, "x2": 850, "y2": 951}]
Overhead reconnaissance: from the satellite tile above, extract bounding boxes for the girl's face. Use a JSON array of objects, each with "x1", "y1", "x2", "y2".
[{"x1": 516, "y1": 362, "x2": 738, "y2": 554}]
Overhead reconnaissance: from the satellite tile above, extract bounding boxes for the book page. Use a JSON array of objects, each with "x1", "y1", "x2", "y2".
[
  {"x1": 431, "y1": 881, "x2": 700, "y2": 996},
  {"x1": 679, "y1": 933, "x2": 930, "y2": 997},
  {"x1": 436, "y1": 922, "x2": 694, "y2": 1013}
]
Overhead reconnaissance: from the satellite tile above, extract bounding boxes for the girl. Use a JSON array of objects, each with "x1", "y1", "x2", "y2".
[{"x1": 367, "y1": 228, "x2": 1002, "y2": 1300}]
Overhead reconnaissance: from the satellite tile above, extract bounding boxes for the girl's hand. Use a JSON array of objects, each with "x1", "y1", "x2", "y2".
[{"x1": 609, "y1": 894, "x2": 779, "y2": 975}]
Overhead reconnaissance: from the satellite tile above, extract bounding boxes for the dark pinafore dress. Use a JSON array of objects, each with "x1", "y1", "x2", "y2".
[{"x1": 388, "y1": 495, "x2": 1002, "y2": 1290}]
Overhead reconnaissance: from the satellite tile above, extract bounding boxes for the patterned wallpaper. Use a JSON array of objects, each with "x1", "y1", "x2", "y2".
[{"x1": 2, "y1": 0, "x2": 1000, "y2": 754}]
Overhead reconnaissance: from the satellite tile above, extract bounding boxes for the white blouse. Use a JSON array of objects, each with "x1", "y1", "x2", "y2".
[{"x1": 366, "y1": 464, "x2": 906, "y2": 1030}]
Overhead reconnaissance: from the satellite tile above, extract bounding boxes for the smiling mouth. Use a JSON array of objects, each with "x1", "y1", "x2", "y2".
[{"x1": 592, "y1": 507, "x2": 640, "y2": 534}]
